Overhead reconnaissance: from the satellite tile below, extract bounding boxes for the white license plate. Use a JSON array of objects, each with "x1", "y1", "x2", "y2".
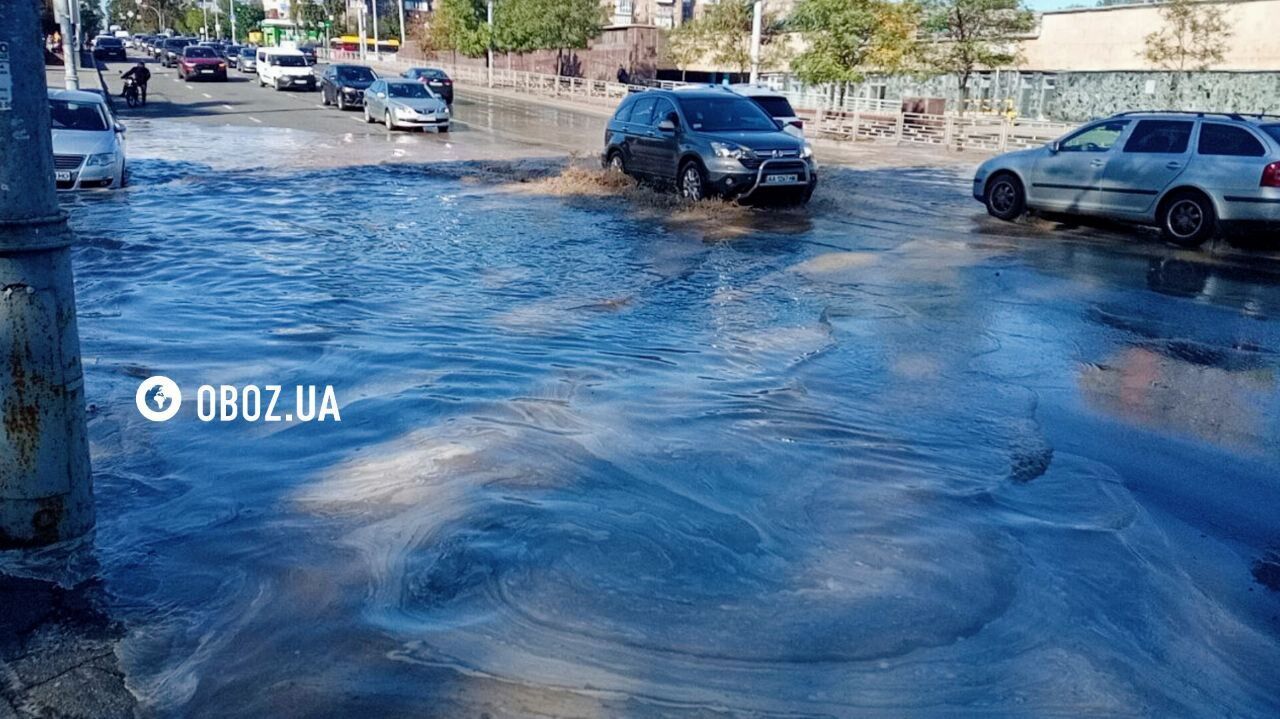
[
  {"x1": 200, "y1": 68, "x2": 213, "y2": 72},
  {"x1": 764, "y1": 174, "x2": 798, "y2": 185},
  {"x1": 55, "y1": 171, "x2": 72, "y2": 182}
]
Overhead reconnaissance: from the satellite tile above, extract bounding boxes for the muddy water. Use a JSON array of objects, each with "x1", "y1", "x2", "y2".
[{"x1": 36, "y1": 121, "x2": 1280, "y2": 716}]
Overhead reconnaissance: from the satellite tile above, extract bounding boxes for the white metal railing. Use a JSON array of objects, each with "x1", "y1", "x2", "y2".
[{"x1": 320, "y1": 49, "x2": 1073, "y2": 153}]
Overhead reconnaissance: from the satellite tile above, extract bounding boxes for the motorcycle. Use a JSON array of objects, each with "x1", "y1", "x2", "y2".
[{"x1": 120, "y1": 75, "x2": 143, "y2": 108}]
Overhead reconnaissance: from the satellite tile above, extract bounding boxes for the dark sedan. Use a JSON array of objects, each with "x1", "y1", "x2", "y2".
[
  {"x1": 321, "y1": 64, "x2": 378, "y2": 110},
  {"x1": 401, "y1": 67, "x2": 453, "y2": 104},
  {"x1": 160, "y1": 38, "x2": 195, "y2": 67},
  {"x1": 92, "y1": 36, "x2": 127, "y2": 62}
]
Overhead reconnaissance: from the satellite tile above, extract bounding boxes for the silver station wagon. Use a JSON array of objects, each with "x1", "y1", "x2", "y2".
[{"x1": 974, "y1": 111, "x2": 1280, "y2": 246}]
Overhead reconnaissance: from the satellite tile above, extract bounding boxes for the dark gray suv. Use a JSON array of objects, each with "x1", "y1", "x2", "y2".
[{"x1": 601, "y1": 87, "x2": 817, "y2": 203}]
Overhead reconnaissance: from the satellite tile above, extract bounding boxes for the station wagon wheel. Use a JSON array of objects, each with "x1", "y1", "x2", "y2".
[
  {"x1": 984, "y1": 172, "x2": 1025, "y2": 221},
  {"x1": 385, "y1": 111, "x2": 395, "y2": 131},
  {"x1": 1160, "y1": 191, "x2": 1215, "y2": 247},
  {"x1": 679, "y1": 161, "x2": 707, "y2": 201}
]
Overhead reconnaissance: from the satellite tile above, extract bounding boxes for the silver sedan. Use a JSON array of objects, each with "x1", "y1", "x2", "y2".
[
  {"x1": 974, "y1": 111, "x2": 1280, "y2": 246},
  {"x1": 362, "y1": 79, "x2": 451, "y2": 133}
]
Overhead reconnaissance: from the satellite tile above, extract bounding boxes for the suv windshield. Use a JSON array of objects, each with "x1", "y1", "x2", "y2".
[
  {"x1": 388, "y1": 83, "x2": 431, "y2": 98},
  {"x1": 273, "y1": 55, "x2": 307, "y2": 67},
  {"x1": 677, "y1": 97, "x2": 778, "y2": 132},
  {"x1": 185, "y1": 47, "x2": 217, "y2": 58},
  {"x1": 240, "y1": 48, "x2": 255, "y2": 58},
  {"x1": 49, "y1": 99, "x2": 108, "y2": 131},
  {"x1": 1262, "y1": 125, "x2": 1280, "y2": 145},
  {"x1": 338, "y1": 67, "x2": 376, "y2": 82}
]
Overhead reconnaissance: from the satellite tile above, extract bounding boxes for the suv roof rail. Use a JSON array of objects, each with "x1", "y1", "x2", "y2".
[{"x1": 1108, "y1": 109, "x2": 1280, "y2": 122}]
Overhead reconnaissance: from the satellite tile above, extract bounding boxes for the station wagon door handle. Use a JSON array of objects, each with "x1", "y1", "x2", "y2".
[
  {"x1": 1089, "y1": 158, "x2": 1106, "y2": 167},
  {"x1": 1165, "y1": 161, "x2": 1182, "y2": 170}
]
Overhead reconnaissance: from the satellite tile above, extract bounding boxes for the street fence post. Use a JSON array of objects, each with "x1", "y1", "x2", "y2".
[{"x1": 0, "y1": 0, "x2": 94, "y2": 548}]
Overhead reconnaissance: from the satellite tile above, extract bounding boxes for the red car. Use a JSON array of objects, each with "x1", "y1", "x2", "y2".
[{"x1": 178, "y1": 46, "x2": 228, "y2": 81}]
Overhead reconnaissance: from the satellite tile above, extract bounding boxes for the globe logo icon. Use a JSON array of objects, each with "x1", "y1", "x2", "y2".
[{"x1": 135, "y1": 376, "x2": 182, "y2": 422}]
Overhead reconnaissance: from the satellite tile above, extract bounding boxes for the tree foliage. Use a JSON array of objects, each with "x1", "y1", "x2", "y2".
[
  {"x1": 1142, "y1": 0, "x2": 1232, "y2": 72},
  {"x1": 789, "y1": 0, "x2": 921, "y2": 85},
  {"x1": 662, "y1": 22, "x2": 705, "y2": 81},
  {"x1": 429, "y1": 0, "x2": 604, "y2": 71},
  {"x1": 922, "y1": 0, "x2": 1035, "y2": 101},
  {"x1": 430, "y1": 0, "x2": 489, "y2": 57},
  {"x1": 234, "y1": 2, "x2": 266, "y2": 34},
  {"x1": 670, "y1": 0, "x2": 786, "y2": 75}
]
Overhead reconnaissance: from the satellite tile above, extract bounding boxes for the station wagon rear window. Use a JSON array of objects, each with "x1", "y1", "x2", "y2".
[
  {"x1": 1262, "y1": 125, "x2": 1280, "y2": 144},
  {"x1": 1198, "y1": 123, "x2": 1265, "y2": 156}
]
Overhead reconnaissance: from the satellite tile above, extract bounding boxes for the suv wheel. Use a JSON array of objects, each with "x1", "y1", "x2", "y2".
[
  {"x1": 984, "y1": 172, "x2": 1025, "y2": 221},
  {"x1": 337, "y1": 93, "x2": 347, "y2": 110},
  {"x1": 606, "y1": 151, "x2": 626, "y2": 175},
  {"x1": 1160, "y1": 191, "x2": 1216, "y2": 247},
  {"x1": 679, "y1": 161, "x2": 708, "y2": 201}
]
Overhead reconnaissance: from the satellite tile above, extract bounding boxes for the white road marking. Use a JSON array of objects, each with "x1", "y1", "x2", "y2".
[
  {"x1": 249, "y1": 116, "x2": 263, "y2": 124},
  {"x1": 201, "y1": 92, "x2": 212, "y2": 99},
  {"x1": 185, "y1": 85, "x2": 194, "y2": 90},
  {"x1": 222, "y1": 104, "x2": 234, "y2": 111}
]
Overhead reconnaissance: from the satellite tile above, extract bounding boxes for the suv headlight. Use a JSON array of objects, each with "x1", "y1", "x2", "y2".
[
  {"x1": 800, "y1": 143, "x2": 813, "y2": 159},
  {"x1": 711, "y1": 141, "x2": 753, "y2": 160},
  {"x1": 85, "y1": 152, "x2": 117, "y2": 168}
]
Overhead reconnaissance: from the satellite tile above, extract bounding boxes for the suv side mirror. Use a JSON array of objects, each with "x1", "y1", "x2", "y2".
[
  {"x1": 1049, "y1": 140, "x2": 1061, "y2": 153},
  {"x1": 657, "y1": 119, "x2": 676, "y2": 132}
]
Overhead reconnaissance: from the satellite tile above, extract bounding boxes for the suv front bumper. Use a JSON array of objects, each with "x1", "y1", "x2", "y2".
[{"x1": 707, "y1": 157, "x2": 817, "y2": 198}]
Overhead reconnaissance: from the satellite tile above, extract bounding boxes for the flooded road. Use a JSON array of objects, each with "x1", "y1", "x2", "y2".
[{"x1": 20, "y1": 118, "x2": 1280, "y2": 716}]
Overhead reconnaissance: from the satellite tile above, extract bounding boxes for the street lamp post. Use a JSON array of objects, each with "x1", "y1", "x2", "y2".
[
  {"x1": 372, "y1": 0, "x2": 380, "y2": 61},
  {"x1": 0, "y1": 0, "x2": 94, "y2": 548},
  {"x1": 397, "y1": 0, "x2": 405, "y2": 52},
  {"x1": 749, "y1": 0, "x2": 763, "y2": 85},
  {"x1": 230, "y1": 0, "x2": 237, "y2": 43},
  {"x1": 56, "y1": 0, "x2": 80, "y2": 90},
  {"x1": 486, "y1": 0, "x2": 493, "y2": 88}
]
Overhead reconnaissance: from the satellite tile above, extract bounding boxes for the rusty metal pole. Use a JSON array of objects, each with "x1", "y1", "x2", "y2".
[{"x1": 0, "y1": 0, "x2": 94, "y2": 547}]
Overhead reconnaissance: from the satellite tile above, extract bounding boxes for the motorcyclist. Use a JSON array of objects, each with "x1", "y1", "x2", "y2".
[{"x1": 121, "y1": 62, "x2": 151, "y2": 105}]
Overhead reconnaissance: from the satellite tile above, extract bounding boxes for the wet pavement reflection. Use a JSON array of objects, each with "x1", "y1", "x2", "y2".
[{"x1": 23, "y1": 120, "x2": 1280, "y2": 716}]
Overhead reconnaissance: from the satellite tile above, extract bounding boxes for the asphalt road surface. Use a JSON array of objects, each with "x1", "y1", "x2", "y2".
[{"x1": 91, "y1": 53, "x2": 606, "y2": 157}]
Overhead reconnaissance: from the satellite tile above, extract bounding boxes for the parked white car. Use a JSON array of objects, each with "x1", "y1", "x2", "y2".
[
  {"x1": 730, "y1": 84, "x2": 804, "y2": 138},
  {"x1": 974, "y1": 111, "x2": 1280, "y2": 246},
  {"x1": 256, "y1": 47, "x2": 316, "y2": 91},
  {"x1": 49, "y1": 89, "x2": 127, "y2": 190}
]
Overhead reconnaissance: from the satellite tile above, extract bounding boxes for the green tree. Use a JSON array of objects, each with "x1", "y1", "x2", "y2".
[
  {"x1": 789, "y1": 0, "x2": 920, "y2": 86},
  {"x1": 79, "y1": 0, "x2": 103, "y2": 40},
  {"x1": 431, "y1": 0, "x2": 489, "y2": 59},
  {"x1": 527, "y1": 0, "x2": 605, "y2": 75},
  {"x1": 234, "y1": 1, "x2": 265, "y2": 34},
  {"x1": 662, "y1": 22, "x2": 705, "y2": 82},
  {"x1": 1142, "y1": 0, "x2": 1232, "y2": 72},
  {"x1": 922, "y1": 0, "x2": 1035, "y2": 112},
  {"x1": 678, "y1": 0, "x2": 785, "y2": 75}
]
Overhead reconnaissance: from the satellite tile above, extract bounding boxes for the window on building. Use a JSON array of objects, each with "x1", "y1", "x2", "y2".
[
  {"x1": 1198, "y1": 123, "x2": 1266, "y2": 157},
  {"x1": 1123, "y1": 120, "x2": 1193, "y2": 154}
]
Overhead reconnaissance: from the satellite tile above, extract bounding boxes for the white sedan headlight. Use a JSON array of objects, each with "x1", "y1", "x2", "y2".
[
  {"x1": 85, "y1": 152, "x2": 117, "y2": 168},
  {"x1": 711, "y1": 141, "x2": 753, "y2": 160},
  {"x1": 395, "y1": 106, "x2": 419, "y2": 118}
]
